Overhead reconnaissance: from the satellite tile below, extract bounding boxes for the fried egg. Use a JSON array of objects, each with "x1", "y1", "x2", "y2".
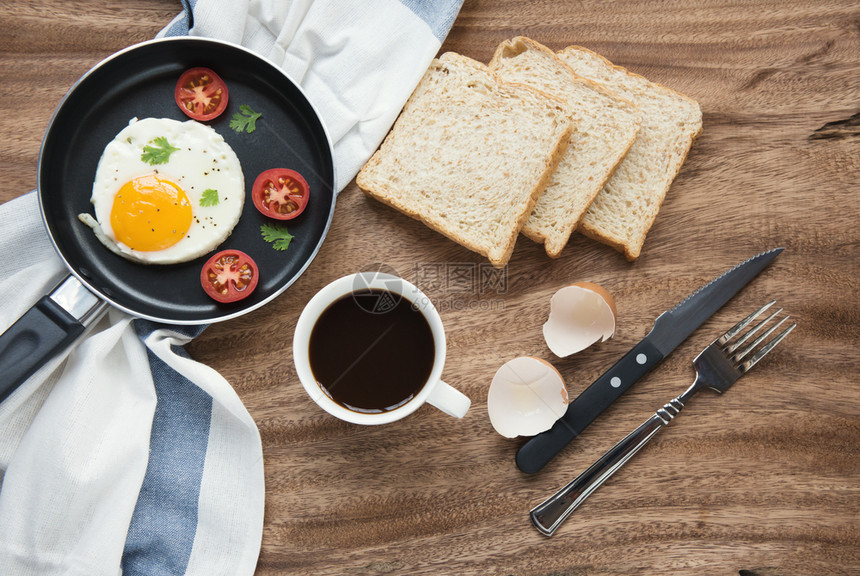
[{"x1": 79, "y1": 117, "x2": 244, "y2": 264}]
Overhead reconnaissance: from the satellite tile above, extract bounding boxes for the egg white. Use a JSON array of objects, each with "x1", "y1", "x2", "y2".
[{"x1": 79, "y1": 117, "x2": 244, "y2": 264}]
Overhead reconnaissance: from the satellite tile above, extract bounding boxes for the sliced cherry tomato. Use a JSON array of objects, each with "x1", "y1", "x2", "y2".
[
  {"x1": 200, "y1": 250, "x2": 259, "y2": 304},
  {"x1": 175, "y1": 67, "x2": 229, "y2": 121},
  {"x1": 252, "y1": 168, "x2": 310, "y2": 220}
]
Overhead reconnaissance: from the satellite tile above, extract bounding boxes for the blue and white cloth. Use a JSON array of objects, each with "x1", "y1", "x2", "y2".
[{"x1": 0, "y1": 1, "x2": 462, "y2": 574}]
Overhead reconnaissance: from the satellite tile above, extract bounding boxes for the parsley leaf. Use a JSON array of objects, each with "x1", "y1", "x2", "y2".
[
  {"x1": 199, "y1": 189, "x2": 220, "y2": 207},
  {"x1": 141, "y1": 137, "x2": 180, "y2": 165},
  {"x1": 229, "y1": 105, "x2": 262, "y2": 133},
  {"x1": 260, "y1": 223, "x2": 294, "y2": 251}
]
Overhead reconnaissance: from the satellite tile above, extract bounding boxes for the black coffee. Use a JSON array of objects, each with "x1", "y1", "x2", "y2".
[{"x1": 308, "y1": 289, "x2": 435, "y2": 413}]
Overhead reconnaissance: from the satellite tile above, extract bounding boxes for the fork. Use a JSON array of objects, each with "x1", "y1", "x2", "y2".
[{"x1": 530, "y1": 301, "x2": 796, "y2": 537}]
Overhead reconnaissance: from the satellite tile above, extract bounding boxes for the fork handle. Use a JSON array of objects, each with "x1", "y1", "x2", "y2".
[{"x1": 530, "y1": 398, "x2": 684, "y2": 536}]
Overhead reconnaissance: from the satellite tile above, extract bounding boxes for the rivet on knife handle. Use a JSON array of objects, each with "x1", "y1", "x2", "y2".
[{"x1": 515, "y1": 248, "x2": 784, "y2": 474}]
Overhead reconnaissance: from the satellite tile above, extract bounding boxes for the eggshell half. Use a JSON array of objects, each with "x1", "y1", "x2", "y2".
[
  {"x1": 487, "y1": 356, "x2": 568, "y2": 438},
  {"x1": 543, "y1": 282, "x2": 616, "y2": 358}
]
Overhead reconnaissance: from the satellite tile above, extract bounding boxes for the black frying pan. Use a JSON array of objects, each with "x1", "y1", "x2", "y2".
[{"x1": 0, "y1": 37, "x2": 336, "y2": 401}]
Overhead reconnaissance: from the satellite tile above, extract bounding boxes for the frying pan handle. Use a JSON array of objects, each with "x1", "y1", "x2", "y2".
[{"x1": 0, "y1": 276, "x2": 106, "y2": 404}]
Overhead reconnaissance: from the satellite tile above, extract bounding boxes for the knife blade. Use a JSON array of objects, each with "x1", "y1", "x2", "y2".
[{"x1": 515, "y1": 248, "x2": 784, "y2": 474}]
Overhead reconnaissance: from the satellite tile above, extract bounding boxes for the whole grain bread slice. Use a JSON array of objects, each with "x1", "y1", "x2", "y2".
[
  {"x1": 557, "y1": 46, "x2": 703, "y2": 260},
  {"x1": 356, "y1": 52, "x2": 573, "y2": 267},
  {"x1": 489, "y1": 37, "x2": 641, "y2": 258}
]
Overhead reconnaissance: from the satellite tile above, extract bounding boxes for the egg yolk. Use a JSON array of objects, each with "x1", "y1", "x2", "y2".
[{"x1": 110, "y1": 174, "x2": 192, "y2": 252}]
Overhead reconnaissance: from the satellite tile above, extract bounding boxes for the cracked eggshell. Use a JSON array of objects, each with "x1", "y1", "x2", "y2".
[
  {"x1": 543, "y1": 282, "x2": 617, "y2": 358},
  {"x1": 487, "y1": 356, "x2": 569, "y2": 438}
]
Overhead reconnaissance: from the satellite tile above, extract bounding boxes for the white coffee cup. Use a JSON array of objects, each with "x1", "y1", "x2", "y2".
[{"x1": 292, "y1": 272, "x2": 471, "y2": 425}]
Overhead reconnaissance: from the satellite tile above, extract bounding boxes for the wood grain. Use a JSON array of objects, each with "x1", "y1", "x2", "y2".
[{"x1": 1, "y1": 1, "x2": 858, "y2": 575}]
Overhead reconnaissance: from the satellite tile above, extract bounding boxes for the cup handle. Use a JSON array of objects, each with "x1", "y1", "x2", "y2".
[{"x1": 426, "y1": 380, "x2": 471, "y2": 419}]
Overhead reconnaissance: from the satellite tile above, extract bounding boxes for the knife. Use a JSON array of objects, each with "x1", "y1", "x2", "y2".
[{"x1": 515, "y1": 248, "x2": 784, "y2": 474}]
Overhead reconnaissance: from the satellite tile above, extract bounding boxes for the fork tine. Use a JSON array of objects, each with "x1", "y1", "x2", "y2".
[
  {"x1": 717, "y1": 300, "x2": 776, "y2": 346},
  {"x1": 738, "y1": 320, "x2": 797, "y2": 374},
  {"x1": 733, "y1": 315, "x2": 789, "y2": 362},
  {"x1": 725, "y1": 307, "x2": 783, "y2": 354}
]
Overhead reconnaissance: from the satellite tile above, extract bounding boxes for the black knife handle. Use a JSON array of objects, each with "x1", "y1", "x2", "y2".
[
  {"x1": 0, "y1": 296, "x2": 85, "y2": 405},
  {"x1": 516, "y1": 338, "x2": 665, "y2": 474}
]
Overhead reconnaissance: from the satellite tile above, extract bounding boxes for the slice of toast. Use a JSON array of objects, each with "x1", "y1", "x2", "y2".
[
  {"x1": 356, "y1": 52, "x2": 572, "y2": 268},
  {"x1": 489, "y1": 37, "x2": 641, "y2": 258},
  {"x1": 557, "y1": 46, "x2": 703, "y2": 261}
]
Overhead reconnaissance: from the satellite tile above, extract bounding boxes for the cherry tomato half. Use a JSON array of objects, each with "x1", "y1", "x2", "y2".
[
  {"x1": 200, "y1": 250, "x2": 259, "y2": 304},
  {"x1": 251, "y1": 169, "x2": 310, "y2": 220},
  {"x1": 174, "y1": 67, "x2": 229, "y2": 121}
]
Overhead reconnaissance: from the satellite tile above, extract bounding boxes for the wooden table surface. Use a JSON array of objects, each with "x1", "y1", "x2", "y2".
[{"x1": 2, "y1": 1, "x2": 858, "y2": 574}]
